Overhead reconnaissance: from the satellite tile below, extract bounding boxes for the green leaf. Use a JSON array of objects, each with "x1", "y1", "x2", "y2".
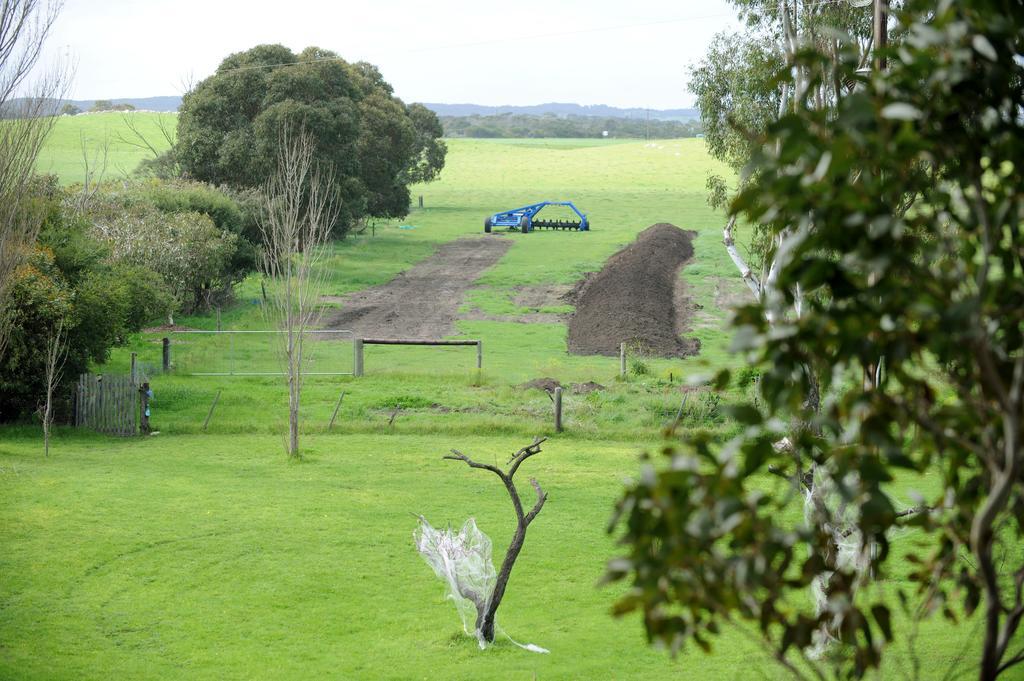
[
  {"x1": 727, "y1": 404, "x2": 763, "y2": 425},
  {"x1": 871, "y1": 604, "x2": 893, "y2": 642}
]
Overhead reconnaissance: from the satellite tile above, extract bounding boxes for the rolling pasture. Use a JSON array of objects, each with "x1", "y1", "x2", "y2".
[
  {"x1": 0, "y1": 114, "x2": 985, "y2": 679},
  {"x1": 35, "y1": 112, "x2": 177, "y2": 182}
]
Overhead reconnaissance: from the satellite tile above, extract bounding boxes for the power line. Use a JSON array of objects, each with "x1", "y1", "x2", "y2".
[{"x1": 199, "y1": 1, "x2": 876, "y2": 80}]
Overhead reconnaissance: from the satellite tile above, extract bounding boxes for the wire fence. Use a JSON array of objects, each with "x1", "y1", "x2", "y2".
[{"x1": 146, "y1": 329, "x2": 355, "y2": 377}]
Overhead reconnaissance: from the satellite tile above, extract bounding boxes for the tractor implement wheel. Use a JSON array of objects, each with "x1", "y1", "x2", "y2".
[{"x1": 484, "y1": 216, "x2": 492, "y2": 233}]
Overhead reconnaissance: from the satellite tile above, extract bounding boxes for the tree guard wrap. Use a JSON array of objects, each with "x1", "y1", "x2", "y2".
[{"x1": 414, "y1": 516, "x2": 548, "y2": 653}]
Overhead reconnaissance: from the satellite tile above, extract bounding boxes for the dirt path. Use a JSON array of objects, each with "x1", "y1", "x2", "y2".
[
  {"x1": 322, "y1": 237, "x2": 513, "y2": 339},
  {"x1": 566, "y1": 223, "x2": 700, "y2": 358}
]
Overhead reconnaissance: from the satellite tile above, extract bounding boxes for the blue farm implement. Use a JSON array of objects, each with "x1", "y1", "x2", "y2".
[{"x1": 484, "y1": 201, "x2": 590, "y2": 233}]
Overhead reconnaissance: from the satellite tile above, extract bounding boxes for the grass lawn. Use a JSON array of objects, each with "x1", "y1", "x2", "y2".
[
  {"x1": 0, "y1": 432, "x2": 985, "y2": 680},
  {"x1": 0, "y1": 116, "x2": 990, "y2": 679}
]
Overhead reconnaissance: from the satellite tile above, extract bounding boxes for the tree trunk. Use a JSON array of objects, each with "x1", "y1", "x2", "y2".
[
  {"x1": 480, "y1": 525, "x2": 527, "y2": 642},
  {"x1": 288, "y1": 349, "x2": 300, "y2": 457}
]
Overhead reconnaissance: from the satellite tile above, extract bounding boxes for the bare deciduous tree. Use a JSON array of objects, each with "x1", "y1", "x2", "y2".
[
  {"x1": 442, "y1": 437, "x2": 548, "y2": 643},
  {"x1": 116, "y1": 111, "x2": 175, "y2": 157},
  {"x1": 258, "y1": 124, "x2": 336, "y2": 458},
  {"x1": 74, "y1": 129, "x2": 108, "y2": 211},
  {"x1": 0, "y1": 0, "x2": 69, "y2": 361},
  {"x1": 40, "y1": 316, "x2": 67, "y2": 456}
]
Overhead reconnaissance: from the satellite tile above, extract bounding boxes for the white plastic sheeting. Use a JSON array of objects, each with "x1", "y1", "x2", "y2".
[{"x1": 414, "y1": 515, "x2": 548, "y2": 653}]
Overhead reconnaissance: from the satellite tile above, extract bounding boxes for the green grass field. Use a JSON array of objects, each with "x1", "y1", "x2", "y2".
[
  {"x1": 0, "y1": 114, "x2": 988, "y2": 680},
  {"x1": 36, "y1": 112, "x2": 177, "y2": 182}
]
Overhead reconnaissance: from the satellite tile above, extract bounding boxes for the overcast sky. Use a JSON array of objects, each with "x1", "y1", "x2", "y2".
[{"x1": 41, "y1": 0, "x2": 740, "y2": 109}]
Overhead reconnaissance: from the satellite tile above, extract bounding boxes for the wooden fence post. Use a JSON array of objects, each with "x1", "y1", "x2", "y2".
[
  {"x1": 418, "y1": 195, "x2": 424, "y2": 209},
  {"x1": 353, "y1": 339, "x2": 364, "y2": 377},
  {"x1": 476, "y1": 340, "x2": 483, "y2": 369},
  {"x1": 130, "y1": 352, "x2": 138, "y2": 384},
  {"x1": 203, "y1": 390, "x2": 221, "y2": 431},
  {"x1": 328, "y1": 390, "x2": 346, "y2": 430},
  {"x1": 96, "y1": 374, "x2": 104, "y2": 433},
  {"x1": 620, "y1": 342, "x2": 626, "y2": 378},
  {"x1": 162, "y1": 337, "x2": 171, "y2": 372},
  {"x1": 554, "y1": 387, "x2": 563, "y2": 433},
  {"x1": 139, "y1": 382, "x2": 150, "y2": 433}
]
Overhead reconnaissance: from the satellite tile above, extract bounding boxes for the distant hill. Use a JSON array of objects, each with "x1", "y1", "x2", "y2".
[
  {"x1": 423, "y1": 103, "x2": 699, "y2": 121},
  {"x1": 63, "y1": 96, "x2": 183, "y2": 112},
  {"x1": 21, "y1": 96, "x2": 698, "y2": 120},
  {"x1": 0, "y1": 95, "x2": 183, "y2": 117},
  {"x1": 82, "y1": 98, "x2": 698, "y2": 121}
]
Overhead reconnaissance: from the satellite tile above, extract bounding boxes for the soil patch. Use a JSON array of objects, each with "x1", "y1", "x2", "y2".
[
  {"x1": 519, "y1": 378, "x2": 562, "y2": 394},
  {"x1": 323, "y1": 237, "x2": 512, "y2": 339},
  {"x1": 566, "y1": 224, "x2": 701, "y2": 358},
  {"x1": 143, "y1": 324, "x2": 198, "y2": 334}
]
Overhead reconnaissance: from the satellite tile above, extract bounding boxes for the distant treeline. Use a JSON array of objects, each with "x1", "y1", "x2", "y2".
[{"x1": 441, "y1": 114, "x2": 703, "y2": 139}]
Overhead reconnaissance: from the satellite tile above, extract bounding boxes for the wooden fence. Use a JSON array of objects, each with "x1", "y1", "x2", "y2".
[
  {"x1": 353, "y1": 338, "x2": 482, "y2": 377},
  {"x1": 74, "y1": 374, "x2": 139, "y2": 436}
]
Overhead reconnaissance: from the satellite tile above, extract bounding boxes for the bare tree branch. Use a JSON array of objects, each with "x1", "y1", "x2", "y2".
[
  {"x1": 258, "y1": 123, "x2": 338, "y2": 457},
  {"x1": 74, "y1": 130, "x2": 108, "y2": 211},
  {"x1": 723, "y1": 215, "x2": 763, "y2": 297},
  {"x1": 443, "y1": 438, "x2": 548, "y2": 642},
  {"x1": 0, "y1": 0, "x2": 71, "y2": 361},
  {"x1": 41, "y1": 315, "x2": 67, "y2": 456}
]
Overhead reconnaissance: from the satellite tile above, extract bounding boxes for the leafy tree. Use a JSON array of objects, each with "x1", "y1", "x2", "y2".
[
  {"x1": 86, "y1": 196, "x2": 238, "y2": 317},
  {"x1": 0, "y1": 245, "x2": 167, "y2": 422},
  {"x1": 89, "y1": 99, "x2": 112, "y2": 112},
  {"x1": 175, "y1": 45, "x2": 446, "y2": 236},
  {"x1": 59, "y1": 103, "x2": 80, "y2": 116},
  {"x1": 689, "y1": 31, "x2": 783, "y2": 210},
  {"x1": 608, "y1": 2, "x2": 1024, "y2": 679},
  {"x1": 356, "y1": 90, "x2": 416, "y2": 218},
  {"x1": 79, "y1": 179, "x2": 258, "y2": 315},
  {"x1": 406, "y1": 103, "x2": 447, "y2": 183},
  {"x1": 133, "y1": 179, "x2": 260, "y2": 274},
  {"x1": 680, "y1": 0, "x2": 899, "y2": 658},
  {"x1": 0, "y1": 179, "x2": 176, "y2": 421}
]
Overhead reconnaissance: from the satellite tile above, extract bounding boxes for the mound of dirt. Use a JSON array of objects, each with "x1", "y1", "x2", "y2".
[
  {"x1": 143, "y1": 324, "x2": 198, "y2": 334},
  {"x1": 567, "y1": 223, "x2": 701, "y2": 358},
  {"x1": 519, "y1": 378, "x2": 562, "y2": 394}
]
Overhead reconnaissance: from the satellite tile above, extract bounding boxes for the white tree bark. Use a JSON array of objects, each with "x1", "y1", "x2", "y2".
[
  {"x1": 718, "y1": 1, "x2": 868, "y2": 660},
  {"x1": 723, "y1": 215, "x2": 763, "y2": 298}
]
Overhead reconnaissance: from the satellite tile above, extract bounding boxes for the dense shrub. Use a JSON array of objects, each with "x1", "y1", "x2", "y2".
[
  {"x1": 87, "y1": 202, "x2": 237, "y2": 314},
  {"x1": 0, "y1": 175, "x2": 261, "y2": 421},
  {"x1": 132, "y1": 179, "x2": 261, "y2": 272},
  {"x1": 83, "y1": 180, "x2": 257, "y2": 314},
  {"x1": 0, "y1": 245, "x2": 166, "y2": 421}
]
